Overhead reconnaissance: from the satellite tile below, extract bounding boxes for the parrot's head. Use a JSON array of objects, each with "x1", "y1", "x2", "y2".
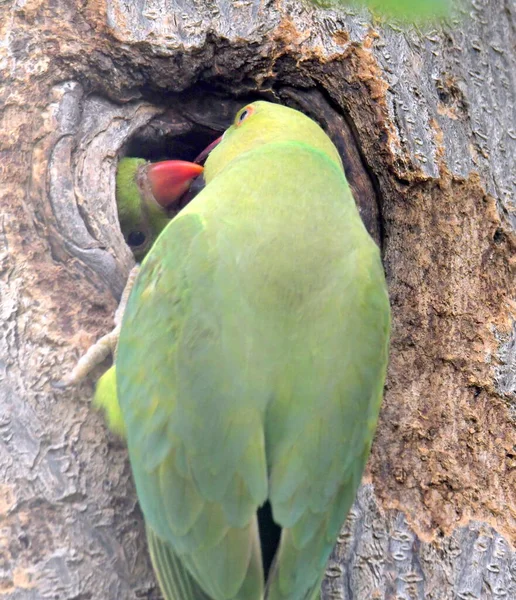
[
  {"x1": 116, "y1": 157, "x2": 203, "y2": 261},
  {"x1": 200, "y1": 101, "x2": 342, "y2": 181}
]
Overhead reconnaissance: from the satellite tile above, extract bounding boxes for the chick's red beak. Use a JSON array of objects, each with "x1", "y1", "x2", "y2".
[
  {"x1": 194, "y1": 135, "x2": 223, "y2": 165},
  {"x1": 146, "y1": 160, "x2": 204, "y2": 209}
]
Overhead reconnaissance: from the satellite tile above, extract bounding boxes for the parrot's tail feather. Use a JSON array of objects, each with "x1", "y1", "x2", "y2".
[
  {"x1": 146, "y1": 526, "x2": 211, "y2": 600},
  {"x1": 304, "y1": 581, "x2": 323, "y2": 600},
  {"x1": 264, "y1": 571, "x2": 322, "y2": 600},
  {"x1": 264, "y1": 532, "x2": 324, "y2": 600}
]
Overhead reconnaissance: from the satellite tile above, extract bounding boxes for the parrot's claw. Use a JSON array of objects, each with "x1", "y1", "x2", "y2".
[
  {"x1": 55, "y1": 265, "x2": 140, "y2": 388},
  {"x1": 55, "y1": 327, "x2": 121, "y2": 388}
]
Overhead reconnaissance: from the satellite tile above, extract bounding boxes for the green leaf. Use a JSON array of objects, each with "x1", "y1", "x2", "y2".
[{"x1": 312, "y1": 0, "x2": 452, "y2": 22}]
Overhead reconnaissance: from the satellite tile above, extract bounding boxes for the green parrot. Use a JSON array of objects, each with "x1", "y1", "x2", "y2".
[
  {"x1": 116, "y1": 157, "x2": 204, "y2": 261},
  {"x1": 97, "y1": 101, "x2": 390, "y2": 599}
]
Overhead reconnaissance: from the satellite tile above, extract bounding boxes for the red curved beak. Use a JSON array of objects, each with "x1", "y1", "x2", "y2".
[
  {"x1": 146, "y1": 160, "x2": 204, "y2": 209},
  {"x1": 194, "y1": 135, "x2": 223, "y2": 165}
]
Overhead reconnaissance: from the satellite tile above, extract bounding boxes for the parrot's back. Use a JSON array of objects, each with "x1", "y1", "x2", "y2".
[{"x1": 117, "y1": 140, "x2": 390, "y2": 600}]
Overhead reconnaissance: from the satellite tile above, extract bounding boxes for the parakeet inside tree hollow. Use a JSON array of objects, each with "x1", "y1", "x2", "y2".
[
  {"x1": 116, "y1": 157, "x2": 204, "y2": 260},
  {"x1": 96, "y1": 100, "x2": 390, "y2": 600}
]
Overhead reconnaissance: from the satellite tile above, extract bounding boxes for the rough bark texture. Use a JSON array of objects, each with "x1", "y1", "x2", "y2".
[{"x1": 1, "y1": 0, "x2": 515, "y2": 598}]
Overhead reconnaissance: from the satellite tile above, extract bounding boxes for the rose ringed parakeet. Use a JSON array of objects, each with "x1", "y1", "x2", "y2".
[
  {"x1": 116, "y1": 157, "x2": 204, "y2": 260},
  {"x1": 111, "y1": 101, "x2": 390, "y2": 600}
]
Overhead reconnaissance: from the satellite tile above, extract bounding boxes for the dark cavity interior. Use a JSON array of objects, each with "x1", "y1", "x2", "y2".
[
  {"x1": 125, "y1": 129, "x2": 218, "y2": 163},
  {"x1": 257, "y1": 501, "x2": 282, "y2": 579}
]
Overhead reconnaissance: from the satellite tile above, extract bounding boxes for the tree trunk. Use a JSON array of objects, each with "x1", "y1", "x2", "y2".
[{"x1": 1, "y1": 1, "x2": 514, "y2": 598}]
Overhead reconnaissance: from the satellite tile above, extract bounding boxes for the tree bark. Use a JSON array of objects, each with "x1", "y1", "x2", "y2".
[{"x1": 1, "y1": 0, "x2": 515, "y2": 598}]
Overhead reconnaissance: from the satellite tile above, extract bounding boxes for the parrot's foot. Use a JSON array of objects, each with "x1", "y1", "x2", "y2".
[
  {"x1": 54, "y1": 265, "x2": 140, "y2": 388},
  {"x1": 55, "y1": 327, "x2": 120, "y2": 388}
]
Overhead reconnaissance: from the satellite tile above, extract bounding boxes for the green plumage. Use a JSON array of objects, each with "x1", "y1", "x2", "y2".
[
  {"x1": 105, "y1": 102, "x2": 390, "y2": 599},
  {"x1": 93, "y1": 366, "x2": 125, "y2": 436}
]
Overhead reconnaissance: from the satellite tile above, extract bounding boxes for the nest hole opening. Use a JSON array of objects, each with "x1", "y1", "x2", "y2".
[{"x1": 115, "y1": 83, "x2": 382, "y2": 257}]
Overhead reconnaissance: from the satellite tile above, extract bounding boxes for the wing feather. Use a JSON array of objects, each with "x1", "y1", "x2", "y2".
[{"x1": 117, "y1": 212, "x2": 266, "y2": 599}]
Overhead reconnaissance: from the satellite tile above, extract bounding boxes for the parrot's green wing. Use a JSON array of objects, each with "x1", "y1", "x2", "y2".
[
  {"x1": 264, "y1": 247, "x2": 388, "y2": 600},
  {"x1": 117, "y1": 207, "x2": 268, "y2": 600},
  {"x1": 94, "y1": 369, "x2": 214, "y2": 599}
]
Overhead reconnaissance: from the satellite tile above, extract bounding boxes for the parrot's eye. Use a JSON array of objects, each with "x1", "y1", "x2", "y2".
[
  {"x1": 127, "y1": 231, "x2": 147, "y2": 247},
  {"x1": 236, "y1": 106, "x2": 254, "y2": 126}
]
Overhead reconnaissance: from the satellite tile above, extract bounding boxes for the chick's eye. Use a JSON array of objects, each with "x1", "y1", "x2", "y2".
[{"x1": 127, "y1": 231, "x2": 147, "y2": 247}]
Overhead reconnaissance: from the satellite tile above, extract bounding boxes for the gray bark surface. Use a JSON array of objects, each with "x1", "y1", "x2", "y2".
[{"x1": 0, "y1": 0, "x2": 514, "y2": 598}]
